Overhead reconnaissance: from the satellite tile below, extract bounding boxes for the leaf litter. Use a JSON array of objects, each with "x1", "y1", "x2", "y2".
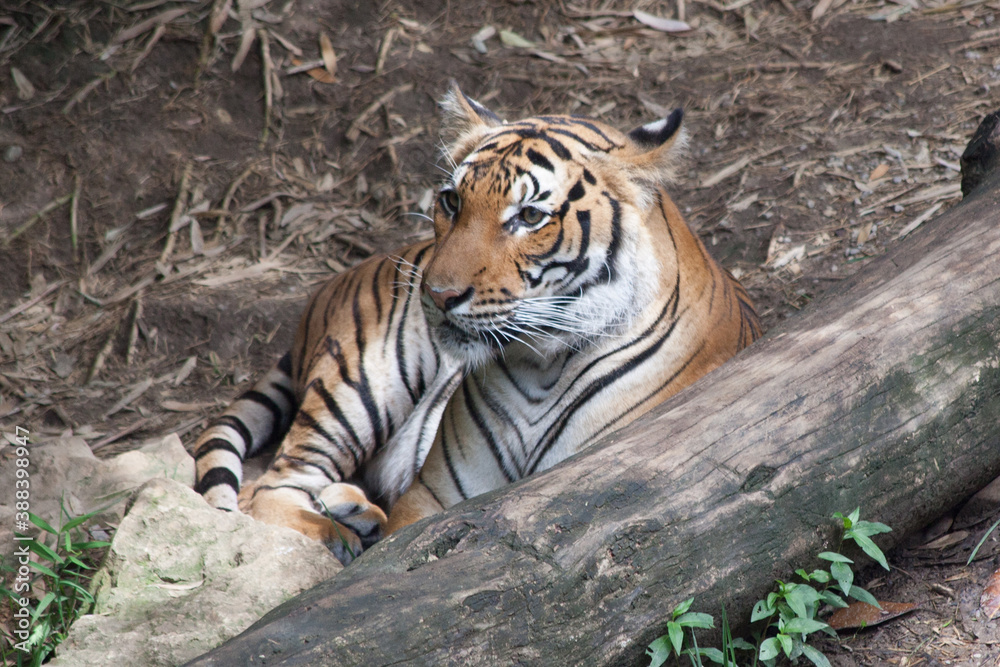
[{"x1": 1, "y1": 0, "x2": 1000, "y2": 662}]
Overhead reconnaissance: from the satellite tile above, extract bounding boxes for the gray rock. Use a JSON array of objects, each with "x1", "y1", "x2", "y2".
[
  {"x1": 50, "y1": 477, "x2": 341, "y2": 666},
  {"x1": 3, "y1": 144, "x2": 22, "y2": 162},
  {"x1": 0, "y1": 434, "x2": 195, "y2": 556}
]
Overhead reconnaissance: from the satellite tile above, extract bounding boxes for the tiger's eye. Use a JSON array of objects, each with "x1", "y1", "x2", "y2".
[
  {"x1": 439, "y1": 190, "x2": 461, "y2": 216},
  {"x1": 521, "y1": 207, "x2": 545, "y2": 225}
]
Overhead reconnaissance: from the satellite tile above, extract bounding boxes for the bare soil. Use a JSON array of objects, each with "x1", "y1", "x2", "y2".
[{"x1": 1, "y1": 0, "x2": 999, "y2": 664}]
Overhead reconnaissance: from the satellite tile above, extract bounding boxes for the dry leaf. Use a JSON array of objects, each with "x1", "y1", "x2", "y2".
[
  {"x1": 231, "y1": 26, "x2": 256, "y2": 73},
  {"x1": 980, "y1": 567, "x2": 1000, "y2": 620},
  {"x1": 10, "y1": 67, "x2": 35, "y2": 100},
  {"x1": 828, "y1": 601, "x2": 918, "y2": 630},
  {"x1": 319, "y1": 31, "x2": 338, "y2": 80},
  {"x1": 701, "y1": 155, "x2": 752, "y2": 189},
  {"x1": 499, "y1": 29, "x2": 534, "y2": 48},
  {"x1": 633, "y1": 9, "x2": 691, "y2": 32},
  {"x1": 856, "y1": 222, "x2": 873, "y2": 245},
  {"x1": 161, "y1": 400, "x2": 215, "y2": 412},
  {"x1": 811, "y1": 0, "x2": 835, "y2": 21},
  {"x1": 471, "y1": 25, "x2": 496, "y2": 54},
  {"x1": 290, "y1": 57, "x2": 336, "y2": 84},
  {"x1": 770, "y1": 245, "x2": 805, "y2": 270},
  {"x1": 728, "y1": 192, "x2": 759, "y2": 212},
  {"x1": 869, "y1": 163, "x2": 890, "y2": 181},
  {"x1": 917, "y1": 530, "x2": 969, "y2": 550},
  {"x1": 765, "y1": 224, "x2": 787, "y2": 265},
  {"x1": 209, "y1": 0, "x2": 232, "y2": 35}
]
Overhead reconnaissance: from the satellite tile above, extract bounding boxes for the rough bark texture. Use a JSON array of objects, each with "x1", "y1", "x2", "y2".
[{"x1": 188, "y1": 116, "x2": 1000, "y2": 667}]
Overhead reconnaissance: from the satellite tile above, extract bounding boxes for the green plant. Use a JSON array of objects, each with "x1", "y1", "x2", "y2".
[
  {"x1": 1, "y1": 505, "x2": 112, "y2": 666},
  {"x1": 967, "y1": 515, "x2": 1000, "y2": 565},
  {"x1": 317, "y1": 498, "x2": 357, "y2": 561},
  {"x1": 647, "y1": 508, "x2": 892, "y2": 667}
]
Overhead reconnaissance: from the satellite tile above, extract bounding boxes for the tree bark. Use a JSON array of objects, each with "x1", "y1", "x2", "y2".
[{"x1": 188, "y1": 114, "x2": 1000, "y2": 667}]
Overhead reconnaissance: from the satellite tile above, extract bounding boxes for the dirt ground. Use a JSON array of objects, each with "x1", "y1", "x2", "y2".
[{"x1": 1, "y1": 0, "x2": 999, "y2": 664}]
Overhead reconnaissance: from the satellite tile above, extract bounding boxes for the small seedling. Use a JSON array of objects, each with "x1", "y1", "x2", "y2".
[
  {"x1": 647, "y1": 507, "x2": 892, "y2": 667},
  {"x1": 1, "y1": 503, "x2": 114, "y2": 666}
]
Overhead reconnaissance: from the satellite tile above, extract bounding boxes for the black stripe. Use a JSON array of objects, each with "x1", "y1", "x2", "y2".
[
  {"x1": 537, "y1": 283, "x2": 679, "y2": 425},
  {"x1": 539, "y1": 134, "x2": 571, "y2": 160},
  {"x1": 277, "y1": 351, "x2": 292, "y2": 374},
  {"x1": 593, "y1": 196, "x2": 621, "y2": 285},
  {"x1": 462, "y1": 382, "x2": 515, "y2": 483},
  {"x1": 371, "y1": 256, "x2": 387, "y2": 323},
  {"x1": 237, "y1": 389, "x2": 284, "y2": 446},
  {"x1": 194, "y1": 467, "x2": 239, "y2": 495},
  {"x1": 350, "y1": 294, "x2": 387, "y2": 448},
  {"x1": 296, "y1": 288, "x2": 323, "y2": 383},
  {"x1": 309, "y1": 378, "x2": 365, "y2": 465},
  {"x1": 587, "y1": 340, "x2": 707, "y2": 445},
  {"x1": 271, "y1": 381, "x2": 296, "y2": 411},
  {"x1": 194, "y1": 437, "x2": 242, "y2": 461},
  {"x1": 440, "y1": 410, "x2": 470, "y2": 501},
  {"x1": 528, "y1": 312, "x2": 681, "y2": 474},
  {"x1": 396, "y1": 244, "x2": 434, "y2": 403},
  {"x1": 216, "y1": 415, "x2": 254, "y2": 452},
  {"x1": 566, "y1": 179, "x2": 585, "y2": 202},
  {"x1": 526, "y1": 148, "x2": 554, "y2": 172},
  {"x1": 290, "y1": 412, "x2": 350, "y2": 479},
  {"x1": 274, "y1": 454, "x2": 338, "y2": 482}
]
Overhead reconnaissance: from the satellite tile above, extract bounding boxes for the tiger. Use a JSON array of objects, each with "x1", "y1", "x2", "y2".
[{"x1": 193, "y1": 84, "x2": 762, "y2": 565}]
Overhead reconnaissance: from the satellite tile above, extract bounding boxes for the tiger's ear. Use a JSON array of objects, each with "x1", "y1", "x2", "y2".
[
  {"x1": 620, "y1": 108, "x2": 688, "y2": 192},
  {"x1": 439, "y1": 81, "x2": 503, "y2": 163}
]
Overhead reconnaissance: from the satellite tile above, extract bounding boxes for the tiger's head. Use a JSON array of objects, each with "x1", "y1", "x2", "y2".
[{"x1": 421, "y1": 83, "x2": 688, "y2": 366}]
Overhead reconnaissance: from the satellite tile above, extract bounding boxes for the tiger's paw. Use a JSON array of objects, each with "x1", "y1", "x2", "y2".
[
  {"x1": 238, "y1": 484, "x2": 371, "y2": 565},
  {"x1": 317, "y1": 483, "x2": 388, "y2": 560}
]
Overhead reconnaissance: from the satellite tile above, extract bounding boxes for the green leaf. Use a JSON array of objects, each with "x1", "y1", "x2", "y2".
[
  {"x1": 673, "y1": 597, "x2": 695, "y2": 618},
  {"x1": 28, "y1": 513, "x2": 58, "y2": 535},
  {"x1": 777, "y1": 633, "x2": 793, "y2": 656},
  {"x1": 30, "y1": 592, "x2": 57, "y2": 623},
  {"x1": 817, "y1": 551, "x2": 853, "y2": 563},
  {"x1": 850, "y1": 520, "x2": 892, "y2": 537},
  {"x1": 820, "y1": 590, "x2": 849, "y2": 608},
  {"x1": 691, "y1": 647, "x2": 725, "y2": 664},
  {"x1": 69, "y1": 540, "x2": 111, "y2": 551},
  {"x1": 676, "y1": 612, "x2": 714, "y2": 630},
  {"x1": 58, "y1": 579, "x2": 95, "y2": 603},
  {"x1": 848, "y1": 508, "x2": 861, "y2": 525},
  {"x1": 783, "y1": 584, "x2": 817, "y2": 619},
  {"x1": 60, "y1": 511, "x2": 102, "y2": 533},
  {"x1": 751, "y1": 599, "x2": 773, "y2": 622},
  {"x1": 801, "y1": 643, "x2": 833, "y2": 667},
  {"x1": 730, "y1": 638, "x2": 756, "y2": 651},
  {"x1": 848, "y1": 585, "x2": 882, "y2": 608},
  {"x1": 782, "y1": 617, "x2": 830, "y2": 635},
  {"x1": 26, "y1": 539, "x2": 63, "y2": 565},
  {"x1": 65, "y1": 554, "x2": 91, "y2": 570},
  {"x1": 667, "y1": 621, "x2": 684, "y2": 656},
  {"x1": 968, "y1": 517, "x2": 1000, "y2": 565},
  {"x1": 29, "y1": 561, "x2": 59, "y2": 578},
  {"x1": 759, "y1": 637, "x2": 781, "y2": 661},
  {"x1": 646, "y1": 636, "x2": 671, "y2": 667},
  {"x1": 809, "y1": 569, "x2": 831, "y2": 583},
  {"x1": 796, "y1": 568, "x2": 811, "y2": 581},
  {"x1": 849, "y1": 532, "x2": 890, "y2": 570},
  {"x1": 830, "y1": 561, "x2": 853, "y2": 597}
]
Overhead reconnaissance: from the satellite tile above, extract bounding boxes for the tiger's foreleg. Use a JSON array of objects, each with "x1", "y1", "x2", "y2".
[
  {"x1": 385, "y1": 481, "x2": 444, "y2": 534},
  {"x1": 240, "y1": 482, "x2": 386, "y2": 565}
]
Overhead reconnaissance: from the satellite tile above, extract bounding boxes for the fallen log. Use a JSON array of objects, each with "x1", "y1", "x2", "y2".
[{"x1": 189, "y1": 112, "x2": 1000, "y2": 667}]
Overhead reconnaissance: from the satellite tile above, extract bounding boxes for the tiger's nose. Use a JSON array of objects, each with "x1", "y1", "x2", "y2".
[{"x1": 423, "y1": 283, "x2": 472, "y2": 311}]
